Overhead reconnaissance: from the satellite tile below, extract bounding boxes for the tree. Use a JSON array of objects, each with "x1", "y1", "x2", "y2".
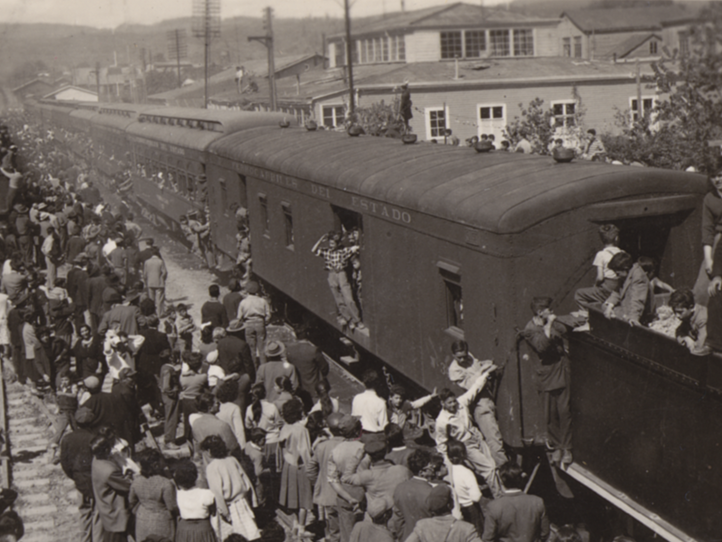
[
  {"x1": 352, "y1": 96, "x2": 407, "y2": 137},
  {"x1": 603, "y1": 4, "x2": 722, "y2": 172}
]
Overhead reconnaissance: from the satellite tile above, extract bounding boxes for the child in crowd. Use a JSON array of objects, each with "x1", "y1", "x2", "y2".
[
  {"x1": 48, "y1": 372, "x2": 79, "y2": 463},
  {"x1": 574, "y1": 224, "x2": 621, "y2": 312},
  {"x1": 244, "y1": 427, "x2": 270, "y2": 508},
  {"x1": 173, "y1": 460, "x2": 218, "y2": 542},
  {"x1": 669, "y1": 288, "x2": 709, "y2": 354},
  {"x1": 176, "y1": 304, "x2": 196, "y2": 352},
  {"x1": 387, "y1": 384, "x2": 436, "y2": 445},
  {"x1": 161, "y1": 305, "x2": 178, "y2": 351}
]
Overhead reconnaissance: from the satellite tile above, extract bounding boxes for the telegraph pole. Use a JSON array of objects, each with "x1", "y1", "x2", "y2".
[
  {"x1": 344, "y1": 0, "x2": 355, "y2": 114},
  {"x1": 192, "y1": 0, "x2": 221, "y2": 108},
  {"x1": 248, "y1": 7, "x2": 277, "y2": 111}
]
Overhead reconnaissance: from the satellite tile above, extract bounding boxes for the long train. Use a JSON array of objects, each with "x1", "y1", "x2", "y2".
[{"x1": 25, "y1": 98, "x2": 720, "y2": 542}]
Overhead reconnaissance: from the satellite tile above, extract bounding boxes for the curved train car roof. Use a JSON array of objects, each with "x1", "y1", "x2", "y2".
[
  {"x1": 95, "y1": 104, "x2": 155, "y2": 131},
  {"x1": 210, "y1": 127, "x2": 707, "y2": 234},
  {"x1": 127, "y1": 108, "x2": 295, "y2": 153}
]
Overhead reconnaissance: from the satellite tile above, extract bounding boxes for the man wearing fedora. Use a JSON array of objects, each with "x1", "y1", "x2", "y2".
[
  {"x1": 98, "y1": 288, "x2": 143, "y2": 337},
  {"x1": 255, "y1": 340, "x2": 298, "y2": 404}
]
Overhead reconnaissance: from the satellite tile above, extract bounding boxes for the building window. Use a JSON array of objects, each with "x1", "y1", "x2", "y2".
[
  {"x1": 438, "y1": 262, "x2": 463, "y2": 334},
  {"x1": 649, "y1": 40, "x2": 658, "y2": 55},
  {"x1": 397, "y1": 35, "x2": 406, "y2": 61},
  {"x1": 334, "y1": 42, "x2": 345, "y2": 67},
  {"x1": 258, "y1": 193, "x2": 269, "y2": 235},
  {"x1": 574, "y1": 36, "x2": 582, "y2": 58},
  {"x1": 382, "y1": 37, "x2": 389, "y2": 61},
  {"x1": 426, "y1": 107, "x2": 448, "y2": 140},
  {"x1": 374, "y1": 37, "x2": 382, "y2": 61},
  {"x1": 513, "y1": 29, "x2": 534, "y2": 56},
  {"x1": 322, "y1": 105, "x2": 345, "y2": 128},
  {"x1": 679, "y1": 31, "x2": 689, "y2": 56},
  {"x1": 630, "y1": 96, "x2": 657, "y2": 123},
  {"x1": 490, "y1": 30, "x2": 510, "y2": 57},
  {"x1": 552, "y1": 101, "x2": 576, "y2": 128},
  {"x1": 440, "y1": 31, "x2": 463, "y2": 59},
  {"x1": 281, "y1": 202, "x2": 294, "y2": 249},
  {"x1": 478, "y1": 104, "x2": 505, "y2": 140},
  {"x1": 563, "y1": 37, "x2": 571, "y2": 57},
  {"x1": 464, "y1": 31, "x2": 486, "y2": 57},
  {"x1": 360, "y1": 41, "x2": 367, "y2": 63}
]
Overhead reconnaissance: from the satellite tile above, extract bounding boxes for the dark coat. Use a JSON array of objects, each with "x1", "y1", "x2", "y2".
[
  {"x1": 217, "y1": 334, "x2": 255, "y2": 381},
  {"x1": 285, "y1": 340, "x2": 329, "y2": 396},
  {"x1": 91, "y1": 457, "x2": 131, "y2": 533},
  {"x1": 60, "y1": 427, "x2": 95, "y2": 497},
  {"x1": 391, "y1": 477, "x2": 433, "y2": 542}
]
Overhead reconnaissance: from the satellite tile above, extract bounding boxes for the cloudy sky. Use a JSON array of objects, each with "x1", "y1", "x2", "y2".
[{"x1": 0, "y1": 0, "x2": 516, "y2": 28}]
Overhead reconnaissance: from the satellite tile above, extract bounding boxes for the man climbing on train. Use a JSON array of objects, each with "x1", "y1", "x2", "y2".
[{"x1": 312, "y1": 231, "x2": 365, "y2": 331}]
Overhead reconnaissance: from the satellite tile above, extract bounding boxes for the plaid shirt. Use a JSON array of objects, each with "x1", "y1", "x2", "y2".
[{"x1": 313, "y1": 246, "x2": 358, "y2": 273}]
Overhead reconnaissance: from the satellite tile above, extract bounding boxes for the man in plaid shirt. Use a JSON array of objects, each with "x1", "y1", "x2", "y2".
[{"x1": 312, "y1": 231, "x2": 365, "y2": 331}]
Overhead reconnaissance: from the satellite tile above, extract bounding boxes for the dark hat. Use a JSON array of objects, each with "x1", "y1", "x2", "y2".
[
  {"x1": 226, "y1": 319, "x2": 244, "y2": 333},
  {"x1": 74, "y1": 406, "x2": 95, "y2": 426},
  {"x1": 176, "y1": 303, "x2": 189, "y2": 310},
  {"x1": 118, "y1": 367, "x2": 137, "y2": 380},
  {"x1": 244, "y1": 281, "x2": 259, "y2": 295},
  {"x1": 106, "y1": 290, "x2": 122, "y2": 304},
  {"x1": 366, "y1": 496, "x2": 393, "y2": 520},
  {"x1": 426, "y1": 484, "x2": 453, "y2": 514},
  {"x1": 73, "y1": 252, "x2": 88, "y2": 264},
  {"x1": 364, "y1": 440, "x2": 387, "y2": 455},
  {"x1": 264, "y1": 340, "x2": 286, "y2": 358}
]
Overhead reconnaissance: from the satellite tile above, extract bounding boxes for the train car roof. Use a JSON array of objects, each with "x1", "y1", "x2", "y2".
[
  {"x1": 94, "y1": 104, "x2": 155, "y2": 130},
  {"x1": 126, "y1": 110, "x2": 294, "y2": 153},
  {"x1": 69, "y1": 109, "x2": 98, "y2": 120},
  {"x1": 209, "y1": 127, "x2": 708, "y2": 234}
]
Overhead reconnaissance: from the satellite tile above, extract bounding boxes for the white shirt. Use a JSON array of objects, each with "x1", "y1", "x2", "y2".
[
  {"x1": 351, "y1": 389, "x2": 387, "y2": 432},
  {"x1": 177, "y1": 487, "x2": 216, "y2": 519},
  {"x1": 449, "y1": 464, "x2": 481, "y2": 507},
  {"x1": 593, "y1": 246, "x2": 621, "y2": 280}
]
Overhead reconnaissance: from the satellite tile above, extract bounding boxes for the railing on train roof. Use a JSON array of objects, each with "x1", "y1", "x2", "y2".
[{"x1": 137, "y1": 114, "x2": 224, "y2": 133}]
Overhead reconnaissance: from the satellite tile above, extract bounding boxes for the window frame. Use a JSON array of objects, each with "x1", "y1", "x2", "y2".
[
  {"x1": 437, "y1": 261, "x2": 464, "y2": 338},
  {"x1": 281, "y1": 201, "x2": 294, "y2": 250},
  {"x1": 322, "y1": 104, "x2": 346, "y2": 129},
  {"x1": 562, "y1": 37, "x2": 571, "y2": 57},
  {"x1": 629, "y1": 95, "x2": 658, "y2": 125},
  {"x1": 477, "y1": 103, "x2": 506, "y2": 140},
  {"x1": 551, "y1": 100, "x2": 577, "y2": 129},
  {"x1": 513, "y1": 29, "x2": 534, "y2": 57},
  {"x1": 440, "y1": 31, "x2": 463, "y2": 59},
  {"x1": 649, "y1": 40, "x2": 658, "y2": 55},
  {"x1": 574, "y1": 36, "x2": 582, "y2": 58},
  {"x1": 425, "y1": 106, "x2": 449, "y2": 141},
  {"x1": 489, "y1": 29, "x2": 510, "y2": 57},
  {"x1": 464, "y1": 30, "x2": 486, "y2": 58},
  {"x1": 258, "y1": 192, "x2": 270, "y2": 237}
]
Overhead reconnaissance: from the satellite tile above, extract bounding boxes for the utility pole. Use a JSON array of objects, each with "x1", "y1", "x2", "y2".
[
  {"x1": 167, "y1": 29, "x2": 188, "y2": 89},
  {"x1": 344, "y1": 0, "x2": 355, "y2": 115},
  {"x1": 192, "y1": 0, "x2": 221, "y2": 108},
  {"x1": 95, "y1": 62, "x2": 102, "y2": 102},
  {"x1": 248, "y1": 7, "x2": 277, "y2": 111}
]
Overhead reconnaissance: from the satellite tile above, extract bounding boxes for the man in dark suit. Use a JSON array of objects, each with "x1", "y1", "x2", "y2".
[
  {"x1": 285, "y1": 323, "x2": 329, "y2": 409},
  {"x1": 482, "y1": 462, "x2": 550, "y2": 542},
  {"x1": 60, "y1": 407, "x2": 98, "y2": 542},
  {"x1": 215, "y1": 322, "x2": 255, "y2": 413},
  {"x1": 66, "y1": 254, "x2": 90, "y2": 334},
  {"x1": 390, "y1": 449, "x2": 433, "y2": 542}
]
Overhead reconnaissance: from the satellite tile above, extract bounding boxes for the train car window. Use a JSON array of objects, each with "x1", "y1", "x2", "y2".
[
  {"x1": 332, "y1": 206, "x2": 363, "y2": 246},
  {"x1": 259, "y1": 193, "x2": 270, "y2": 237},
  {"x1": 616, "y1": 215, "x2": 677, "y2": 266},
  {"x1": 437, "y1": 261, "x2": 464, "y2": 336},
  {"x1": 282, "y1": 202, "x2": 294, "y2": 249}
]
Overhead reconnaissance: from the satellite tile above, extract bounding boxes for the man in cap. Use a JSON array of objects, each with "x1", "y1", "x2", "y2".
[
  {"x1": 237, "y1": 280, "x2": 270, "y2": 366},
  {"x1": 255, "y1": 340, "x2": 298, "y2": 403},
  {"x1": 143, "y1": 247, "x2": 167, "y2": 316},
  {"x1": 327, "y1": 415, "x2": 366, "y2": 542},
  {"x1": 307, "y1": 412, "x2": 345, "y2": 542},
  {"x1": 481, "y1": 462, "x2": 549, "y2": 542},
  {"x1": 342, "y1": 439, "x2": 411, "y2": 508},
  {"x1": 59, "y1": 406, "x2": 99, "y2": 542},
  {"x1": 349, "y1": 495, "x2": 395, "y2": 542},
  {"x1": 406, "y1": 485, "x2": 480, "y2": 542}
]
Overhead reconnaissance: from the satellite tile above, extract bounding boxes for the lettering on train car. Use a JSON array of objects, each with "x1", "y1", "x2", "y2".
[
  {"x1": 311, "y1": 184, "x2": 330, "y2": 198},
  {"x1": 351, "y1": 196, "x2": 412, "y2": 224}
]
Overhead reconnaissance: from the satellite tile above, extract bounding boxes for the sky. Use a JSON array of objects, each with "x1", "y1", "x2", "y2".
[{"x1": 0, "y1": 0, "x2": 513, "y2": 28}]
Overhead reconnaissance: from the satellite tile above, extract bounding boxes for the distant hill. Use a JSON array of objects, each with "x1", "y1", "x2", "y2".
[
  {"x1": 508, "y1": 0, "x2": 705, "y2": 17},
  {"x1": 0, "y1": 15, "x2": 343, "y2": 85}
]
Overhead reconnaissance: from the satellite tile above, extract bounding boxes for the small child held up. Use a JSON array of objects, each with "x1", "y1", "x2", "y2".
[{"x1": 574, "y1": 224, "x2": 622, "y2": 312}]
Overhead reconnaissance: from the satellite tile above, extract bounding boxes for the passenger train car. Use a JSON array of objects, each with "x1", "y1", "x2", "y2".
[{"x1": 29, "y1": 99, "x2": 719, "y2": 542}]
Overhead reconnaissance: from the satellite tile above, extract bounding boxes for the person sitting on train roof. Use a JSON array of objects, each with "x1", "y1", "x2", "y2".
[
  {"x1": 574, "y1": 224, "x2": 621, "y2": 312},
  {"x1": 602, "y1": 253, "x2": 656, "y2": 327},
  {"x1": 436, "y1": 368, "x2": 502, "y2": 498},
  {"x1": 669, "y1": 288, "x2": 709, "y2": 355},
  {"x1": 311, "y1": 231, "x2": 365, "y2": 331},
  {"x1": 448, "y1": 341, "x2": 506, "y2": 468},
  {"x1": 445, "y1": 129, "x2": 460, "y2": 146},
  {"x1": 513, "y1": 131, "x2": 532, "y2": 154},
  {"x1": 520, "y1": 297, "x2": 572, "y2": 467},
  {"x1": 582, "y1": 129, "x2": 606, "y2": 161},
  {"x1": 692, "y1": 169, "x2": 722, "y2": 306}
]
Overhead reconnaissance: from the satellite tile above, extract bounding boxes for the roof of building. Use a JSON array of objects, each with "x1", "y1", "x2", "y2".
[
  {"x1": 600, "y1": 33, "x2": 661, "y2": 60},
  {"x1": 42, "y1": 85, "x2": 99, "y2": 100},
  {"x1": 330, "y1": 2, "x2": 558, "y2": 38},
  {"x1": 12, "y1": 78, "x2": 54, "y2": 93},
  {"x1": 149, "y1": 53, "x2": 325, "y2": 102},
  {"x1": 209, "y1": 125, "x2": 706, "y2": 235},
  {"x1": 562, "y1": 5, "x2": 699, "y2": 34}
]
